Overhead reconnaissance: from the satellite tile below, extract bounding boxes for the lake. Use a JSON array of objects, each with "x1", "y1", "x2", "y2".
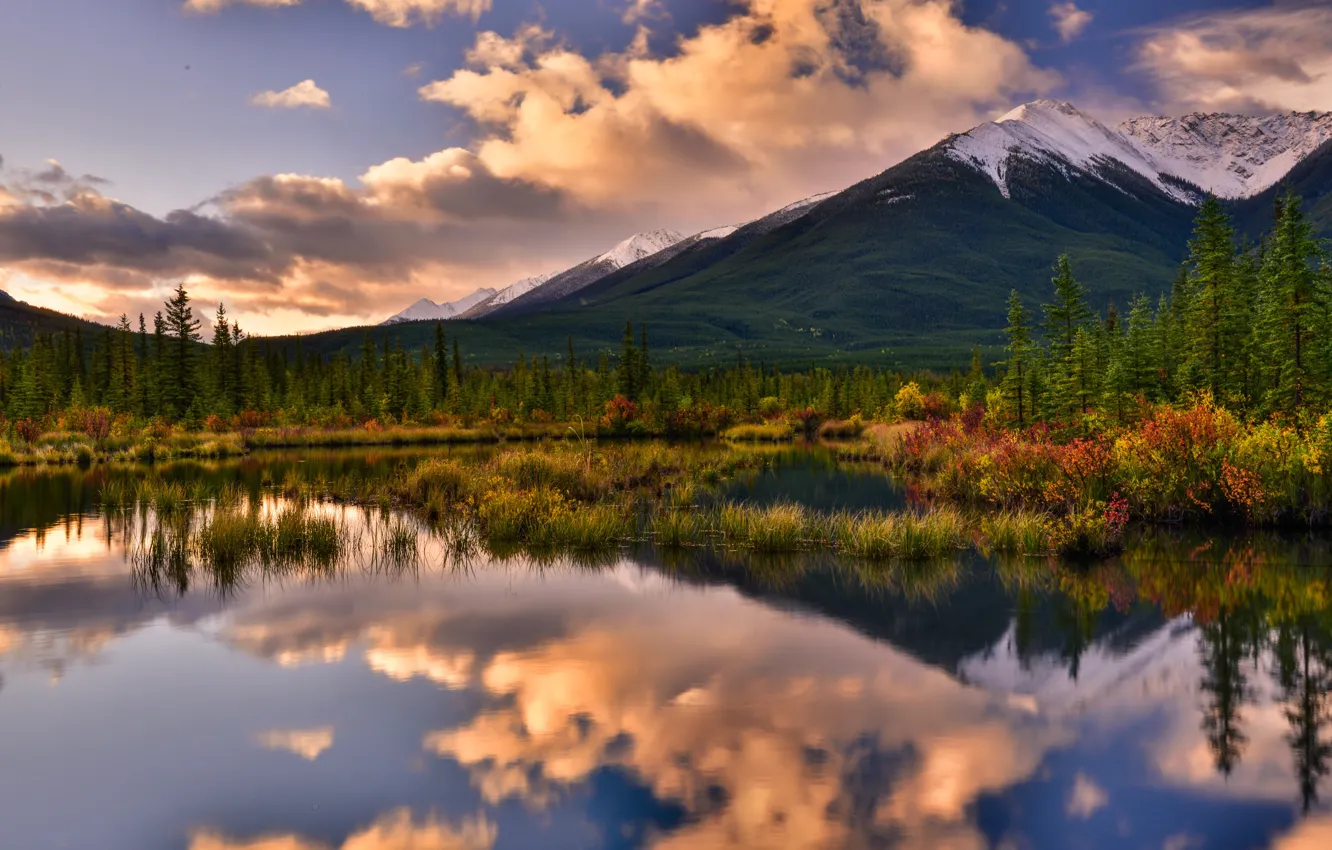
[{"x1": 1, "y1": 448, "x2": 1331, "y2": 849}]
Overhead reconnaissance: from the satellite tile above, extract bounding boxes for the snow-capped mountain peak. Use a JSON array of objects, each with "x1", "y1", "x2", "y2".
[
  {"x1": 489, "y1": 271, "x2": 558, "y2": 308},
  {"x1": 382, "y1": 288, "x2": 497, "y2": 325},
  {"x1": 948, "y1": 99, "x2": 1192, "y2": 202},
  {"x1": 1119, "y1": 110, "x2": 1332, "y2": 199},
  {"x1": 595, "y1": 230, "x2": 687, "y2": 270},
  {"x1": 948, "y1": 98, "x2": 1332, "y2": 204}
]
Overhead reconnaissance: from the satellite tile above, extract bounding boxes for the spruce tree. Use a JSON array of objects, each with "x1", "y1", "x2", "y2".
[
  {"x1": 1257, "y1": 192, "x2": 1327, "y2": 418},
  {"x1": 1124, "y1": 295, "x2": 1159, "y2": 400},
  {"x1": 617, "y1": 320, "x2": 638, "y2": 400},
  {"x1": 1182, "y1": 196, "x2": 1240, "y2": 399},
  {"x1": 1043, "y1": 255, "x2": 1093, "y2": 418},
  {"x1": 432, "y1": 322, "x2": 449, "y2": 407},
  {"x1": 1002, "y1": 290, "x2": 1033, "y2": 427},
  {"x1": 211, "y1": 305, "x2": 235, "y2": 416},
  {"x1": 162, "y1": 285, "x2": 202, "y2": 418},
  {"x1": 1044, "y1": 255, "x2": 1093, "y2": 362}
]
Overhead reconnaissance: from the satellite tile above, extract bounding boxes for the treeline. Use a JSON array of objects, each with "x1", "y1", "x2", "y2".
[
  {"x1": 1000, "y1": 193, "x2": 1332, "y2": 426},
  {"x1": 0, "y1": 289, "x2": 951, "y2": 430}
]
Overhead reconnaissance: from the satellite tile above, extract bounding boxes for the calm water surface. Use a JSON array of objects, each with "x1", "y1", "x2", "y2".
[{"x1": 1, "y1": 450, "x2": 1331, "y2": 849}]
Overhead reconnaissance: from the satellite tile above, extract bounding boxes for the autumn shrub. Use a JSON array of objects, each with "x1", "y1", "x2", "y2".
[
  {"x1": 76, "y1": 408, "x2": 113, "y2": 441},
  {"x1": 894, "y1": 382, "x2": 927, "y2": 421},
  {"x1": 14, "y1": 418, "x2": 43, "y2": 445}
]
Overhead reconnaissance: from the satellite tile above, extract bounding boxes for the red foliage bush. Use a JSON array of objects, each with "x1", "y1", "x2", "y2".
[
  {"x1": 15, "y1": 418, "x2": 43, "y2": 445},
  {"x1": 78, "y1": 408, "x2": 113, "y2": 441}
]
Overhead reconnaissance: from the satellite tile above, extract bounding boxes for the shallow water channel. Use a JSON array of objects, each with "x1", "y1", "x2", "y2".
[{"x1": 1, "y1": 446, "x2": 1331, "y2": 849}]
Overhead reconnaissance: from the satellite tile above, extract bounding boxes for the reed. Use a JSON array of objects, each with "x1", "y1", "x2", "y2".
[
  {"x1": 651, "y1": 509, "x2": 706, "y2": 548},
  {"x1": 978, "y1": 511, "x2": 1056, "y2": 555},
  {"x1": 717, "y1": 503, "x2": 829, "y2": 552},
  {"x1": 97, "y1": 477, "x2": 134, "y2": 508},
  {"x1": 833, "y1": 509, "x2": 968, "y2": 560},
  {"x1": 532, "y1": 504, "x2": 633, "y2": 550},
  {"x1": 381, "y1": 519, "x2": 419, "y2": 565},
  {"x1": 721, "y1": 423, "x2": 795, "y2": 443},
  {"x1": 142, "y1": 480, "x2": 188, "y2": 514}
]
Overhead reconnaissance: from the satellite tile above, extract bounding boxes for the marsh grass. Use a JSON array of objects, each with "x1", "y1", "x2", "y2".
[
  {"x1": 532, "y1": 505, "x2": 633, "y2": 550},
  {"x1": 651, "y1": 509, "x2": 706, "y2": 548},
  {"x1": 381, "y1": 519, "x2": 419, "y2": 566},
  {"x1": 242, "y1": 424, "x2": 501, "y2": 450},
  {"x1": 97, "y1": 477, "x2": 134, "y2": 508},
  {"x1": 143, "y1": 480, "x2": 189, "y2": 514},
  {"x1": 721, "y1": 423, "x2": 795, "y2": 443},
  {"x1": 832, "y1": 509, "x2": 968, "y2": 560},
  {"x1": 717, "y1": 503, "x2": 831, "y2": 552},
  {"x1": 978, "y1": 511, "x2": 1056, "y2": 555},
  {"x1": 192, "y1": 506, "x2": 344, "y2": 574}
]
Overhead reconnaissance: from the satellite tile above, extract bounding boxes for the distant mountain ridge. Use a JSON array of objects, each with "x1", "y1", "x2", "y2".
[
  {"x1": 238, "y1": 100, "x2": 1332, "y2": 367},
  {"x1": 381, "y1": 288, "x2": 498, "y2": 325}
]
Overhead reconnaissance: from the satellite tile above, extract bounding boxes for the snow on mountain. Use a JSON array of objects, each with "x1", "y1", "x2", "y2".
[
  {"x1": 696, "y1": 225, "x2": 739, "y2": 241},
  {"x1": 1120, "y1": 111, "x2": 1332, "y2": 199},
  {"x1": 770, "y1": 190, "x2": 837, "y2": 217},
  {"x1": 948, "y1": 99, "x2": 1195, "y2": 202},
  {"x1": 958, "y1": 618, "x2": 1200, "y2": 718},
  {"x1": 382, "y1": 288, "x2": 497, "y2": 325},
  {"x1": 948, "y1": 99, "x2": 1332, "y2": 204},
  {"x1": 490, "y1": 271, "x2": 558, "y2": 307},
  {"x1": 594, "y1": 230, "x2": 687, "y2": 270}
]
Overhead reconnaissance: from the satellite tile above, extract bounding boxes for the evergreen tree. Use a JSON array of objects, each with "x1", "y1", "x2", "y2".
[
  {"x1": 162, "y1": 285, "x2": 202, "y2": 418},
  {"x1": 1124, "y1": 294, "x2": 1159, "y2": 401},
  {"x1": 1181, "y1": 197, "x2": 1243, "y2": 399},
  {"x1": 1257, "y1": 193, "x2": 1328, "y2": 418},
  {"x1": 1200, "y1": 608, "x2": 1253, "y2": 777},
  {"x1": 433, "y1": 322, "x2": 449, "y2": 407},
  {"x1": 211, "y1": 304, "x2": 234, "y2": 416},
  {"x1": 1003, "y1": 290, "x2": 1033, "y2": 427},
  {"x1": 1043, "y1": 255, "x2": 1093, "y2": 418},
  {"x1": 1044, "y1": 255, "x2": 1093, "y2": 362},
  {"x1": 617, "y1": 320, "x2": 639, "y2": 400}
]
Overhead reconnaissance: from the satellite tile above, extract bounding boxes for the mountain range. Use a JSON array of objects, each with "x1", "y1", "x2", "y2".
[
  {"x1": 8, "y1": 100, "x2": 1332, "y2": 368},
  {"x1": 309, "y1": 100, "x2": 1332, "y2": 367}
]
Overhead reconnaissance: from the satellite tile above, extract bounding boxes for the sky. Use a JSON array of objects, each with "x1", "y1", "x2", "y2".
[{"x1": 1, "y1": 0, "x2": 1330, "y2": 335}]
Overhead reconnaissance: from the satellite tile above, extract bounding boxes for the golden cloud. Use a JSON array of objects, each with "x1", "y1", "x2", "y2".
[
  {"x1": 1271, "y1": 815, "x2": 1332, "y2": 850},
  {"x1": 1049, "y1": 2, "x2": 1093, "y2": 44},
  {"x1": 422, "y1": 0, "x2": 1056, "y2": 212},
  {"x1": 1065, "y1": 772, "x2": 1108, "y2": 819},
  {"x1": 7, "y1": 0, "x2": 1054, "y2": 332},
  {"x1": 184, "y1": 0, "x2": 487, "y2": 25},
  {"x1": 255, "y1": 726, "x2": 336, "y2": 760},
  {"x1": 184, "y1": 0, "x2": 299, "y2": 12},
  {"x1": 344, "y1": 0, "x2": 491, "y2": 27},
  {"x1": 189, "y1": 809, "x2": 496, "y2": 850},
  {"x1": 251, "y1": 80, "x2": 332, "y2": 110},
  {"x1": 1136, "y1": 4, "x2": 1332, "y2": 112},
  {"x1": 416, "y1": 565, "x2": 1069, "y2": 850}
]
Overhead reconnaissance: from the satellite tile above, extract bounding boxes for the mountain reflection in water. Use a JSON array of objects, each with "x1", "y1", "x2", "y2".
[{"x1": 0, "y1": 462, "x2": 1331, "y2": 848}]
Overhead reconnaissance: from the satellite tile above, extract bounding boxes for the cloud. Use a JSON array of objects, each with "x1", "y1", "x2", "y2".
[
  {"x1": 1136, "y1": 3, "x2": 1332, "y2": 112},
  {"x1": 1270, "y1": 815, "x2": 1332, "y2": 850},
  {"x1": 1049, "y1": 2, "x2": 1093, "y2": 44},
  {"x1": 416, "y1": 564, "x2": 1070, "y2": 850},
  {"x1": 0, "y1": 149, "x2": 611, "y2": 332},
  {"x1": 189, "y1": 809, "x2": 496, "y2": 850},
  {"x1": 255, "y1": 727, "x2": 335, "y2": 760},
  {"x1": 6, "y1": 0, "x2": 1054, "y2": 332},
  {"x1": 183, "y1": 0, "x2": 299, "y2": 12},
  {"x1": 250, "y1": 80, "x2": 332, "y2": 110},
  {"x1": 184, "y1": 0, "x2": 488, "y2": 24},
  {"x1": 1065, "y1": 772, "x2": 1108, "y2": 819},
  {"x1": 421, "y1": 0, "x2": 1056, "y2": 211},
  {"x1": 344, "y1": 0, "x2": 491, "y2": 27}
]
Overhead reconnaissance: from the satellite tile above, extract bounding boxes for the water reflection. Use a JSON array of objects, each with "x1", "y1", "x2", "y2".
[{"x1": 1, "y1": 470, "x2": 1332, "y2": 848}]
